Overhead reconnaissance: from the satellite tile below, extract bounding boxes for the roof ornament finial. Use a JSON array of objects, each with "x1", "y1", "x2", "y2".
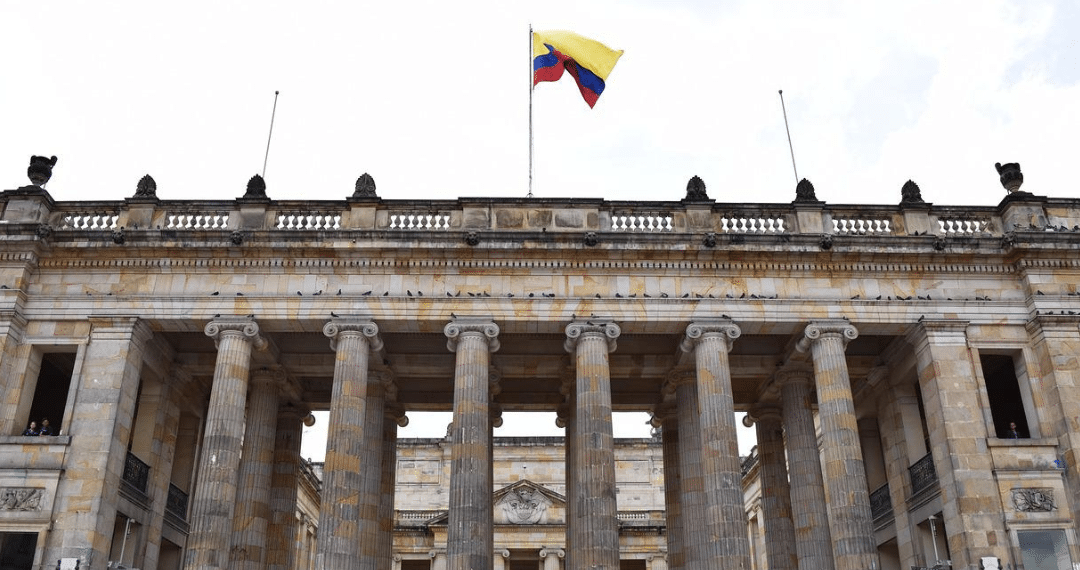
[
  {"x1": 995, "y1": 162, "x2": 1023, "y2": 193},
  {"x1": 27, "y1": 155, "x2": 57, "y2": 187},
  {"x1": 684, "y1": 175, "x2": 709, "y2": 201}
]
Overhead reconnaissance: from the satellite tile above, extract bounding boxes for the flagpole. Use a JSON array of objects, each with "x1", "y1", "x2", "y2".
[{"x1": 528, "y1": 25, "x2": 534, "y2": 198}]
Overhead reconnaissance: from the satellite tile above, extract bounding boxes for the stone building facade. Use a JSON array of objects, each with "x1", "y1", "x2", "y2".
[{"x1": 2, "y1": 159, "x2": 1080, "y2": 570}]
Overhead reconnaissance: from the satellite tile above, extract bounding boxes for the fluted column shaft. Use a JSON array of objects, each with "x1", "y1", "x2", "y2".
[
  {"x1": 752, "y1": 406, "x2": 798, "y2": 570},
  {"x1": 654, "y1": 401, "x2": 685, "y2": 570},
  {"x1": 316, "y1": 319, "x2": 382, "y2": 570},
  {"x1": 266, "y1": 407, "x2": 304, "y2": 570},
  {"x1": 680, "y1": 321, "x2": 749, "y2": 570},
  {"x1": 186, "y1": 317, "x2": 266, "y2": 570},
  {"x1": 444, "y1": 319, "x2": 500, "y2": 570},
  {"x1": 556, "y1": 373, "x2": 578, "y2": 570},
  {"x1": 565, "y1": 321, "x2": 621, "y2": 570},
  {"x1": 778, "y1": 371, "x2": 835, "y2": 570},
  {"x1": 359, "y1": 374, "x2": 389, "y2": 570},
  {"x1": 378, "y1": 405, "x2": 407, "y2": 570},
  {"x1": 798, "y1": 321, "x2": 878, "y2": 570},
  {"x1": 231, "y1": 368, "x2": 282, "y2": 569},
  {"x1": 674, "y1": 373, "x2": 708, "y2": 570}
]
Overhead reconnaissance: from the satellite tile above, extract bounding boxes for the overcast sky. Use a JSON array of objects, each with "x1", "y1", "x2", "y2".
[{"x1": 4, "y1": 1, "x2": 1077, "y2": 456}]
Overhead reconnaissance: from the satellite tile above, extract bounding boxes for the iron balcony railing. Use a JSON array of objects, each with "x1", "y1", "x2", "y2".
[
  {"x1": 122, "y1": 451, "x2": 150, "y2": 494},
  {"x1": 870, "y1": 483, "x2": 893, "y2": 521},
  {"x1": 909, "y1": 452, "x2": 938, "y2": 495},
  {"x1": 166, "y1": 483, "x2": 189, "y2": 520}
]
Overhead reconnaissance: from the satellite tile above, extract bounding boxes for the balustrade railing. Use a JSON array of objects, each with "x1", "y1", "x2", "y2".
[
  {"x1": 388, "y1": 212, "x2": 451, "y2": 230},
  {"x1": 22, "y1": 194, "x2": 1080, "y2": 241},
  {"x1": 909, "y1": 452, "x2": 938, "y2": 495},
  {"x1": 122, "y1": 451, "x2": 150, "y2": 494},
  {"x1": 610, "y1": 212, "x2": 673, "y2": 232},
  {"x1": 870, "y1": 483, "x2": 892, "y2": 521}
]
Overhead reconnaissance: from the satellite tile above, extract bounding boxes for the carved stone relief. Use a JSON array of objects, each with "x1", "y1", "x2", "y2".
[
  {"x1": 1012, "y1": 488, "x2": 1055, "y2": 512},
  {"x1": 497, "y1": 486, "x2": 551, "y2": 524},
  {"x1": 0, "y1": 487, "x2": 44, "y2": 511}
]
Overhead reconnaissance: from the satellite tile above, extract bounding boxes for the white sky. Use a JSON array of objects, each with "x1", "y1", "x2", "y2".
[{"x1": 4, "y1": 1, "x2": 1077, "y2": 458}]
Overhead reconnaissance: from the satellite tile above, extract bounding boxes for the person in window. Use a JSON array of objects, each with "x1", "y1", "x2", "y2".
[
  {"x1": 38, "y1": 418, "x2": 54, "y2": 436},
  {"x1": 1007, "y1": 421, "x2": 1021, "y2": 439},
  {"x1": 22, "y1": 421, "x2": 39, "y2": 436}
]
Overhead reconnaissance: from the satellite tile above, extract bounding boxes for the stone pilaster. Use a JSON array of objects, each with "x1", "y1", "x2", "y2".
[
  {"x1": 444, "y1": 318, "x2": 500, "y2": 570},
  {"x1": 748, "y1": 405, "x2": 797, "y2": 570},
  {"x1": 266, "y1": 406, "x2": 305, "y2": 570},
  {"x1": 797, "y1": 320, "x2": 877, "y2": 570},
  {"x1": 184, "y1": 316, "x2": 266, "y2": 570},
  {"x1": 564, "y1": 320, "x2": 621, "y2": 570},
  {"x1": 431, "y1": 549, "x2": 448, "y2": 570},
  {"x1": 0, "y1": 307, "x2": 27, "y2": 435},
  {"x1": 907, "y1": 320, "x2": 1009, "y2": 568},
  {"x1": 379, "y1": 403, "x2": 408, "y2": 570},
  {"x1": 652, "y1": 400, "x2": 684, "y2": 570},
  {"x1": 1026, "y1": 317, "x2": 1080, "y2": 527},
  {"x1": 141, "y1": 380, "x2": 181, "y2": 570},
  {"x1": 875, "y1": 381, "x2": 920, "y2": 567},
  {"x1": 316, "y1": 318, "x2": 383, "y2": 570},
  {"x1": 777, "y1": 367, "x2": 835, "y2": 570},
  {"x1": 45, "y1": 317, "x2": 152, "y2": 567},
  {"x1": 680, "y1": 320, "x2": 750, "y2": 570},
  {"x1": 540, "y1": 547, "x2": 565, "y2": 570},
  {"x1": 231, "y1": 367, "x2": 284, "y2": 570}
]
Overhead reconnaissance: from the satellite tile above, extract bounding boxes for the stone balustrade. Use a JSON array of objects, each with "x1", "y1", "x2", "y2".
[{"x1": 5, "y1": 186, "x2": 1080, "y2": 241}]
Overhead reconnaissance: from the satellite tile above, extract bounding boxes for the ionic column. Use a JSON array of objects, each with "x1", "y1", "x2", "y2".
[
  {"x1": 747, "y1": 405, "x2": 797, "y2": 570},
  {"x1": 185, "y1": 317, "x2": 266, "y2": 570},
  {"x1": 378, "y1": 401, "x2": 408, "y2": 570},
  {"x1": 796, "y1": 320, "x2": 878, "y2": 570},
  {"x1": 231, "y1": 367, "x2": 284, "y2": 569},
  {"x1": 444, "y1": 318, "x2": 501, "y2": 570},
  {"x1": 358, "y1": 370, "x2": 392, "y2": 570},
  {"x1": 266, "y1": 406, "x2": 306, "y2": 570},
  {"x1": 679, "y1": 320, "x2": 749, "y2": 570},
  {"x1": 777, "y1": 368, "x2": 835, "y2": 570},
  {"x1": 652, "y1": 401, "x2": 684, "y2": 570},
  {"x1": 494, "y1": 549, "x2": 510, "y2": 570},
  {"x1": 671, "y1": 368, "x2": 708, "y2": 570},
  {"x1": 564, "y1": 320, "x2": 621, "y2": 570},
  {"x1": 540, "y1": 547, "x2": 565, "y2": 570},
  {"x1": 555, "y1": 368, "x2": 577, "y2": 570},
  {"x1": 431, "y1": 549, "x2": 448, "y2": 570},
  {"x1": 316, "y1": 319, "x2": 383, "y2": 570}
]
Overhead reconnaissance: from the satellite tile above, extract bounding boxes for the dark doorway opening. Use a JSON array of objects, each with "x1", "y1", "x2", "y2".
[
  {"x1": 981, "y1": 354, "x2": 1029, "y2": 438},
  {"x1": 0, "y1": 532, "x2": 37, "y2": 570}
]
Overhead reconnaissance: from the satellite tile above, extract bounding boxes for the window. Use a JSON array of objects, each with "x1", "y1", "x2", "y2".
[
  {"x1": 1018, "y1": 530, "x2": 1072, "y2": 570},
  {"x1": 979, "y1": 353, "x2": 1033, "y2": 438},
  {"x1": 23, "y1": 352, "x2": 76, "y2": 436}
]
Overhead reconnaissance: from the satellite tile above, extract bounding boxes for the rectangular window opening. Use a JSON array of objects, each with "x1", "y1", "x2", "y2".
[
  {"x1": 25, "y1": 352, "x2": 76, "y2": 436},
  {"x1": 980, "y1": 353, "x2": 1031, "y2": 438},
  {"x1": 1018, "y1": 529, "x2": 1072, "y2": 570}
]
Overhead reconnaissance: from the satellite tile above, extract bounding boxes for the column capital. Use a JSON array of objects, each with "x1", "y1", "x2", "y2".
[
  {"x1": 555, "y1": 403, "x2": 570, "y2": 428},
  {"x1": 323, "y1": 318, "x2": 382, "y2": 352},
  {"x1": 650, "y1": 401, "x2": 678, "y2": 427},
  {"x1": 745, "y1": 404, "x2": 783, "y2": 427},
  {"x1": 385, "y1": 402, "x2": 409, "y2": 427},
  {"x1": 662, "y1": 367, "x2": 696, "y2": 395},
  {"x1": 539, "y1": 547, "x2": 566, "y2": 558},
  {"x1": 564, "y1": 320, "x2": 621, "y2": 353},
  {"x1": 444, "y1": 317, "x2": 500, "y2": 353},
  {"x1": 250, "y1": 365, "x2": 287, "y2": 387},
  {"x1": 679, "y1": 320, "x2": 740, "y2": 353},
  {"x1": 796, "y1": 319, "x2": 857, "y2": 353},
  {"x1": 205, "y1": 316, "x2": 266, "y2": 350},
  {"x1": 774, "y1": 365, "x2": 814, "y2": 386}
]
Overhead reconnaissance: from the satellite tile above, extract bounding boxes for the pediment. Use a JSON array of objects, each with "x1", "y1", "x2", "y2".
[
  {"x1": 425, "y1": 480, "x2": 566, "y2": 526},
  {"x1": 494, "y1": 480, "x2": 564, "y2": 525}
]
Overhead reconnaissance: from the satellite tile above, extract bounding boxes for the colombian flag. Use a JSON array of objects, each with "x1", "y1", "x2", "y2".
[{"x1": 532, "y1": 30, "x2": 623, "y2": 108}]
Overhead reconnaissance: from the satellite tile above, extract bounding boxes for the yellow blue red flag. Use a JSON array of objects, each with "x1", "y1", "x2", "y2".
[{"x1": 532, "y1": 30, "x2": 623, "y2": 108}]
